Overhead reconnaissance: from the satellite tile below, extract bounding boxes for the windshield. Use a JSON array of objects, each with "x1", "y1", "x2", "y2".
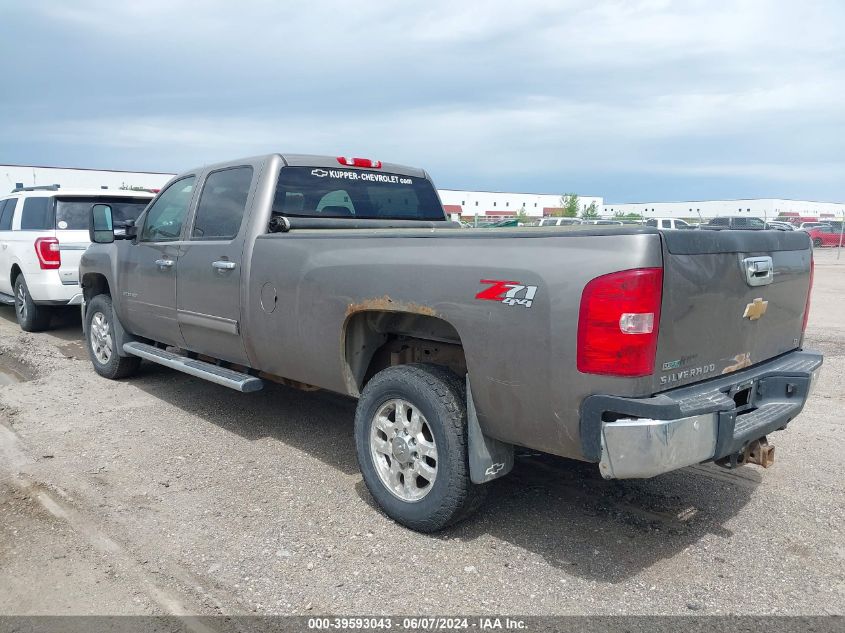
[
  {"x1": 55, "y1": 197, "x2": 151, "y2": 230},
  {"x1": 272, "y1": 167, "x2": 445, "y2": 221}
]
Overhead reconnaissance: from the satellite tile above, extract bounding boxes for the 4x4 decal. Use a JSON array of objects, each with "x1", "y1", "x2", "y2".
[{"x1": 475, "y1": 279, "x2": 538, "y2": 308}]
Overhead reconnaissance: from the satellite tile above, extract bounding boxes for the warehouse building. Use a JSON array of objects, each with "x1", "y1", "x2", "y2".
[
  {"x1": 1, "y1": 164, "x2": 173, "y2": 193},
  {"x1": 5, "y1": 164, "x2": 842, "y2": 223},
  {"x1": 2, "y1": 164, "x2": 605, "y2": 220},
  {"x1": 437, "y1": 189, "x2": 604, "y2": 220}
]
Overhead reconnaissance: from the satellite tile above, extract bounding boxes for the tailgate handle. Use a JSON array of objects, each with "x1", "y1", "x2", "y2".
[{"x1": 743, "y1": 256, "x2": 773, "y2": 287}]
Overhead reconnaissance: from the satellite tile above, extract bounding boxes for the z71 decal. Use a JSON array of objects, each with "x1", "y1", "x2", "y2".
[{"x1": 475, "y1": 279, "x2": 538, "y2": 308}]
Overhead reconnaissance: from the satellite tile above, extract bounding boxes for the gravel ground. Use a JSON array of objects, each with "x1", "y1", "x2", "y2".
[{"x1": 0, "y1": 249, "x2": 843, "y2": 616}]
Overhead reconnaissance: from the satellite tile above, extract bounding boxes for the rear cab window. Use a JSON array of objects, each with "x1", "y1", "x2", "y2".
[{"x1": 272, "y1": 167, "x2": 445, "y2": 221}]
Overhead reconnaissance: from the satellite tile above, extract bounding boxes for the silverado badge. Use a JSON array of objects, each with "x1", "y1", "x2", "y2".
[{"x1": 743, "y1": 297, "x2": 768, "y2": 320}]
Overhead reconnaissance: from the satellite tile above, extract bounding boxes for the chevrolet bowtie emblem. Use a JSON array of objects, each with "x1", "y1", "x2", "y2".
[{"x1": 743, "y1": 297, "x2": 769, "y2": 320}]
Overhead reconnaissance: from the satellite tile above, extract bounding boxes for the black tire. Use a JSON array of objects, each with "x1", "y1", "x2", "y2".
[
  {"x1": 354, "y1": 363, "x2": 484, "y2": 532},
  {"x1": 86, "y1": 294, "x2": 140, "y2": 380},
  {"x1": 813, "y1": 238, "x2": 823, "y2": 247},
  {"x1": 13, "y1": 275, "x2": 52, "y2": 332}
]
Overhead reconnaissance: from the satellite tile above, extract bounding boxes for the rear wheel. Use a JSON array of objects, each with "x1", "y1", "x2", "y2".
[
  {"x1": 14, "y1": 275, "x2": 52, "y2": 332},
  {"x1": 813, "y1": 238, "x2": 823, "y2": 247},
  {"x1": 86, "y1": 294, "x2": 140, "y2": 380},
  {"x1": 354, "y1": 364, "x2": 484, "y2": 532}
]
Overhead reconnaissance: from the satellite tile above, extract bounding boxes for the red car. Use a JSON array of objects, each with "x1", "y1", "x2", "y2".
[{"x1": 807, "y1": 225, "x2": 843, "y2": 247}]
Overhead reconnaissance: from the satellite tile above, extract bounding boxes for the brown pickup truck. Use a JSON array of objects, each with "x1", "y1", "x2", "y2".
[{"x1": 80, "y1": 153, "x2": 823, "y2": 531}]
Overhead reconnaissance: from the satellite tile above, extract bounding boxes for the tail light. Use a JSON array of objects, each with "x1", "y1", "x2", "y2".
[
  {"x1": 577, "y1": 268, "x2": 663, "y2": 377},
  {"x1": 337, "y1": 157, "x2": 382, "y2": 168},
  {"x1": 35, "y1": 237, "x2": 61, "y2": 270},
  {"x1": 802, "y1": 256, "x2": 814, "y2": 332}
]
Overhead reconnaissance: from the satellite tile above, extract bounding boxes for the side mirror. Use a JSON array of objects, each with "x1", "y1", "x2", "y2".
[
  {"x1": 115, "y1": 218, "x2": 137, "y2": 239},
  {"x1": 90, "y1": 204, "x2": 115, "y2": 244}
]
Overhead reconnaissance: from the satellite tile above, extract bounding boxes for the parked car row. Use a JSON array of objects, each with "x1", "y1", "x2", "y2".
[{"x1": 475, "y1": 215, "x2": 843, "y2": 232}]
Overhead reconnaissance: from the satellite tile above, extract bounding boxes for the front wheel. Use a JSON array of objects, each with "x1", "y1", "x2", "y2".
[
  {"x1": 14, "y1": 275, "x2": 52, "y2": 332},
  {"x1": 86, "y1": 294, "x2": 140, "y2": 380},
  {"x1": 813, "y1": 238, "x2": 823, "y2": 247},
  {"x1": 354, "y1": 364, "x2": 484, "y2": 532}
]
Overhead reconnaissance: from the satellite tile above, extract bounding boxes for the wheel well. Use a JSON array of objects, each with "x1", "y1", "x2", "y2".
[
  {"x1": 343, "y1": 311, "x2": 466, "y2": 394},
  {"x1": 10, "y1": 264, "x2": 21, "y2": 288},
  {"x1": 81, "y1": 273, "x2": 110, "y2": 304}
]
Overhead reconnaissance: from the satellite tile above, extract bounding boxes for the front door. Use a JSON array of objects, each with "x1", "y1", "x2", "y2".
[
  {"x1": 118, "y1": 176, "x2": 196, "y2": 346},
  {"x1": 0, "y1": 199, "x2": 17, "y2": 295},
  {"x1": 176, "y1": 165, "x2": 254, "y2": 365}
]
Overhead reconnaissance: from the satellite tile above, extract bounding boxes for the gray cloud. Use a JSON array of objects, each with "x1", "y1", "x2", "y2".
[{"x1": 1, "y1": 0, "x2": 843, "y2": 200}]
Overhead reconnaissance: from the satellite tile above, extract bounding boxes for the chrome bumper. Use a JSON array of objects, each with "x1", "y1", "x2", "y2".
[
  {"x1": 599, "y1": 413, "x2": 718, "y2": 479},
  {"x1": 581, "y1": 350, "x2": 824, "y2": 480}
]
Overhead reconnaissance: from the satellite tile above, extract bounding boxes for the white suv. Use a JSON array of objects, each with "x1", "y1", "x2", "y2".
[{"x1": 0, "y1": 186, "x2": 153, "y2": 331}]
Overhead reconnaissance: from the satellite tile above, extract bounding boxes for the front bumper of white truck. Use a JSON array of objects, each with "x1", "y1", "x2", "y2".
[{"x1": 579, "y1": 350, "x2": 823, "y2": 479}]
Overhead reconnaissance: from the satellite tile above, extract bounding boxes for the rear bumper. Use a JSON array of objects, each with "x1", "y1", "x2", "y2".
[
  {"x1": 23, "y1": 271, "x2": 83, "y2": 305},
  {"x1": 580, "y1": 350, "x2": 823, "y2": 479}
]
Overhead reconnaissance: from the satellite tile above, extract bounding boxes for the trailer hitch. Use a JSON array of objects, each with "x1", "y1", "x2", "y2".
[
  {"x1": 742, "y1": 437, "x2": 775, "y2": 468},
  {"x1": 716, "y1": 436, "x2": 775, "y2": 469}
]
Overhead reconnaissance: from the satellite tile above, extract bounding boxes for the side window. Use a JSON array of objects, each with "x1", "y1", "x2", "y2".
[
  {"x1": 646, "y1": 219, "x2": 657, "y2": 227},
  {"x1": 192, "y1": 166, "x2": 253, "y2": 240},
  {"x1": 20, "y1": 197, "x2": 53, "y2": 231},
  {"x1": 141, "y1": 176, "x2": 196, "y2": 242},
  {"x1": 0, "y1": 200, "x2": 15, "y2": 231}
]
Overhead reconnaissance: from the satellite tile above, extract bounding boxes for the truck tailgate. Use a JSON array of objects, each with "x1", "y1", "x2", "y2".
[{"x1": 653, "y1": 230, "x2": 812, "y2": 392}]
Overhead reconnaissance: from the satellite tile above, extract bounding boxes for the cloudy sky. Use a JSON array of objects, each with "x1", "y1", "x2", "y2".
[{"x1": 1, "y1": 0, "x2": 844, "y2": 202}]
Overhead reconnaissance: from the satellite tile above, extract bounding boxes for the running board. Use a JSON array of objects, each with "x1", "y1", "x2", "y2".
[
  {"x1": 0, "y1": 292, "x2": 15, "y2": 306},
  {"x1": 122, "y1": 342, "x2": 264, "y2": 393}
]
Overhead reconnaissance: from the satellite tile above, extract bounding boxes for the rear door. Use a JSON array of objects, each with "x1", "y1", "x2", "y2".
[
  {"x1": 176, "y1": 165, "x2": 255, "y2": 365},
  {"x1": 0, "y1": 199, "x2": 17, "y2": 295},
  {"x1": 0, "y1": 199, "x2": 16, "y2": 295},
  {"x1": 119, "y1": 176, "x2": 196, "y2": 347},
  {"x1": 653, "y1": 230, "x2": 812, "y2": 392}
]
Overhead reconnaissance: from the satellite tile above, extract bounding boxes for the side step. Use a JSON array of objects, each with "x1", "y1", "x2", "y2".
[
  {"x1": 122, "y1": 342, "x2": 264, "y2": 393},
  {"x1": 0, "y1": 292, "x2": 15, "y2": 306}
]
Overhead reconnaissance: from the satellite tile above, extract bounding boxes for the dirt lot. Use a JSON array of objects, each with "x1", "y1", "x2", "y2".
[{"x1": 0, "y1": 249, "x2": 843, "y2": 616}]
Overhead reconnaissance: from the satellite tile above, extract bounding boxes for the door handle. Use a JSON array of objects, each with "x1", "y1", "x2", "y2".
[
  {"x1": 155, "y1": 259, "x2": 175, "y2": 269},
  {"x1": 212, "y1": 260, "x2": 237, "y2": 271}
]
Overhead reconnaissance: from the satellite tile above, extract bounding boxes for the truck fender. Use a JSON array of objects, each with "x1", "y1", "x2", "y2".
[{"x1": 467, "y1": 375, "x2": 514, "y2": 484}]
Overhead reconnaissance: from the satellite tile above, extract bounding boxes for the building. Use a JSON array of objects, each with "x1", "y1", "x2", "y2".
[
  {"x1": 3, "y1": 164, "x2": 604, "y2": 220},
  {"x1": 604, "y1": 198, "x2": 845, "y2": 221},
  {"x1": 1, "y1": 164, "x2": 174, "y2": 193},
  {"x1": 6, "y1": 163, "x2": 841, "y2": 223},
  {"x1": 437, "y1": 189, "x2": 603, "y2": 220}
]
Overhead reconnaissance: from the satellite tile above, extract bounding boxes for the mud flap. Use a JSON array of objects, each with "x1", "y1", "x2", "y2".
[{"x1": 467, "y1": 375, "x2": 514, "y2": 484}]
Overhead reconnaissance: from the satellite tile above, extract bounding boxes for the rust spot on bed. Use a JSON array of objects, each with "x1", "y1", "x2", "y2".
[
  {"x1": 345, "y1": 295, "x2": 437, "y2": 317},
  {"x1": 722, "y1": 352, "x2": 752, "y2": 374}
]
